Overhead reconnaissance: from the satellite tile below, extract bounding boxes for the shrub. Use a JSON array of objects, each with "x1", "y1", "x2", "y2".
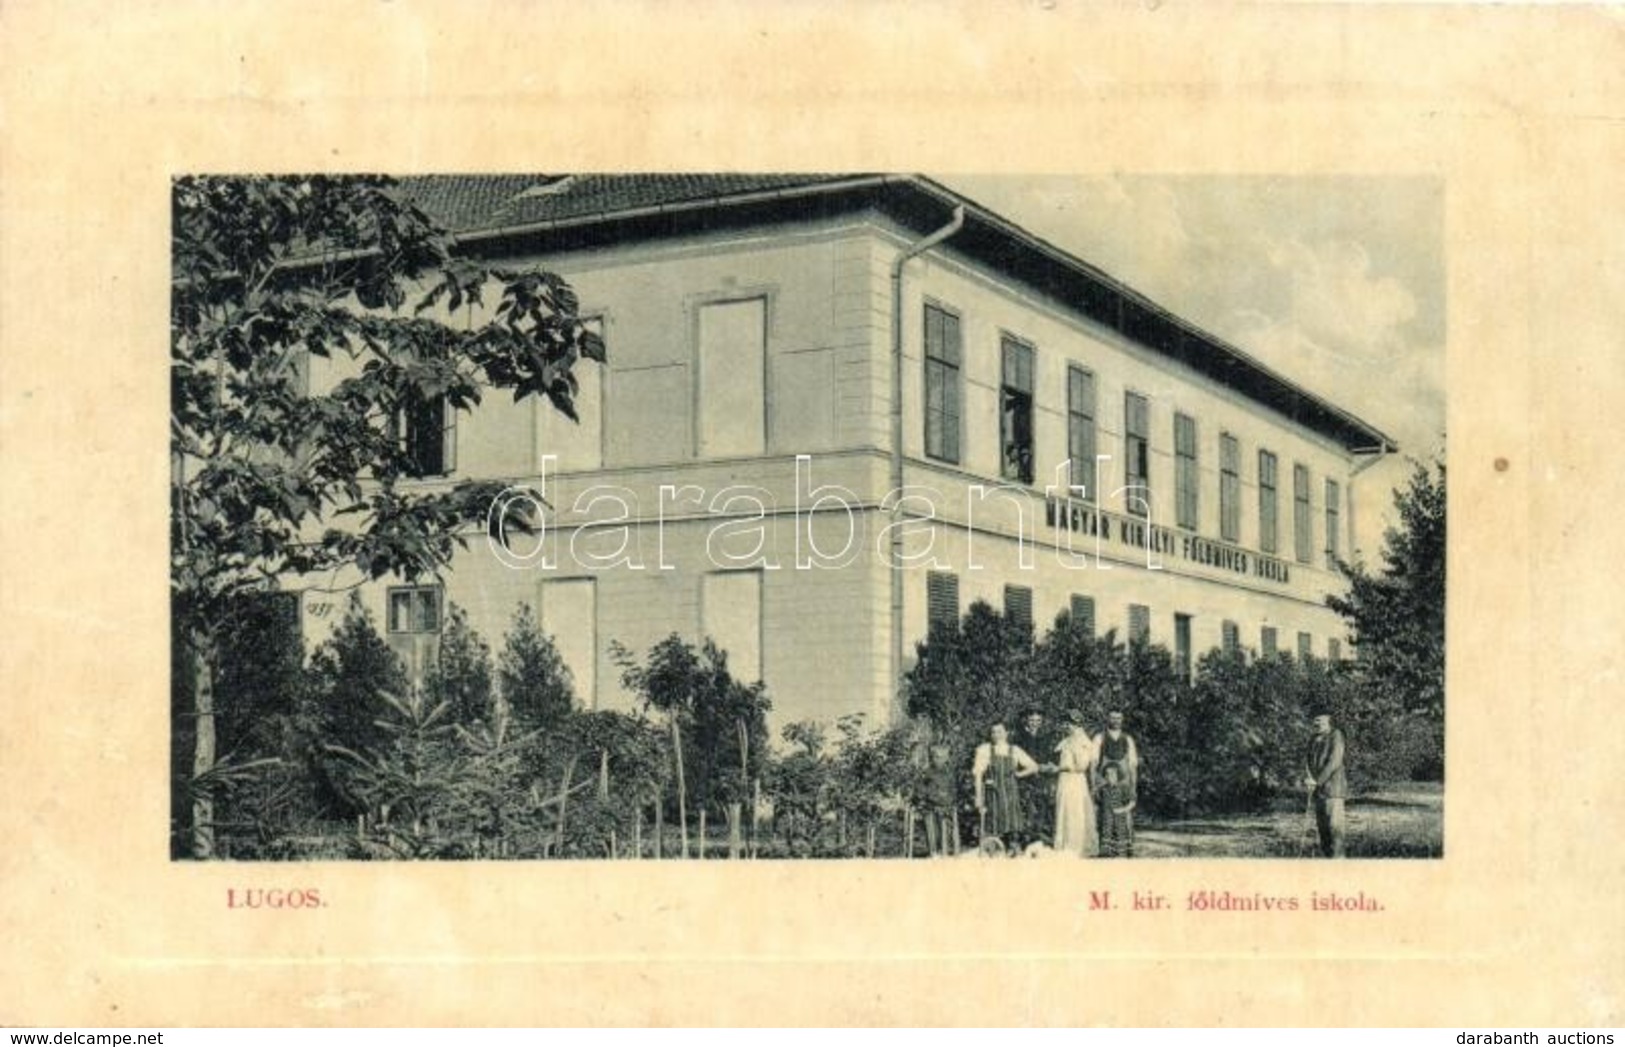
[{"x1": 498, "y1": 603, "x2": 575, "y2": 732}]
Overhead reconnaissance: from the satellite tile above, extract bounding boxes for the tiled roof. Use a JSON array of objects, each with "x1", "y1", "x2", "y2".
[
  {"x1": 399, "y1": 174, "x2": 866, "y2": 234},
  {"x1": 390, "y1": 172, "x2": 1394, "y2": 452}
]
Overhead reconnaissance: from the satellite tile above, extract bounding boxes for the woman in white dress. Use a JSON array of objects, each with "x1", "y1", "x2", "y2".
[{"x1": 1052, "y1": 719, "x2": 1099, "y2": 857}]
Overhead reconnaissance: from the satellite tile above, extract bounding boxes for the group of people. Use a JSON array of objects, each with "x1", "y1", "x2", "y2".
[
  {"x1": 971, "y1": 708, "x2": 1140, "y2": 859},
  {"x1": 957, "y1": 706, "x2": 1349, "y2": 859}
]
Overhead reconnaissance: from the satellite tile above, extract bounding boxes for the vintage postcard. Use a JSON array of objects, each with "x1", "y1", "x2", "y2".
[{"x1": 1, "y1": 0, "x2": 1621, "y2": 1028}]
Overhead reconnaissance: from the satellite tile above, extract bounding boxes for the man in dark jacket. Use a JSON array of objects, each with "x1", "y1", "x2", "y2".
[
  {"x1": 1302, "y1": 710, "x2": 1348, "y2": 858},
  {"x1": 1012, "y1": 708, "x2": 1057, "y2": 849}
]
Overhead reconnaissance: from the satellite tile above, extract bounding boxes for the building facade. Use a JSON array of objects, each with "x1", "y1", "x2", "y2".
[{"x1": 299, "y1": 175, "x2": 1394, "y2": 731}]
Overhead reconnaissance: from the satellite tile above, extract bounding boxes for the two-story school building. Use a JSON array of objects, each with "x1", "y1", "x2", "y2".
[{"x1": 299, "y1": 174, "x2": 1396, "y2": 732}]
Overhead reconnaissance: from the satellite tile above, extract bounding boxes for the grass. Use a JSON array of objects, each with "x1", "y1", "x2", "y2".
[{"x1": 1135, "y1": 782, "x2": 1443, "y2": 859}]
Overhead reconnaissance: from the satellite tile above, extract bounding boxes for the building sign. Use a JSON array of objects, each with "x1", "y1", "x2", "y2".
[{"x1": 1044, "y1": 495, "x2": 1292, "y2": 586}]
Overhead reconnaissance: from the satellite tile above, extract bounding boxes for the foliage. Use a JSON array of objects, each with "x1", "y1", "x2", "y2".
[
  {"x1": 170, "y1": 175, "x2": 603, "y2": 627},
  {"x1": 1326, "y1": 461, "x2": 1446, "y2": 720},
  {"x1": 170, "y1": 174, "x2": 601, "y2": 856},
  {"x1": 498, "y1": 603, "x2": 576, "y2": 732},
  {"x1": 425, "y1": 602, "x2": 495, "y2": 727},
  {"x1": 613, "y1": 635, "x2": 772, "y2": 817},
  {"x1": 903, "y1": 600, "x2": 1036, "y2": 734},
  {"x1": 305, "y1": 594, "x2": 411, "y2": 758}
]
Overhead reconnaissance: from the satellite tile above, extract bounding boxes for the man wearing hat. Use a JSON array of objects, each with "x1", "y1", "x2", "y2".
[
  {"x1": 1096, "y1": 710, "x2": 1140, "y2": 798},
  {"x1": 1302, "y1": 708, "x2": 1348, "y2": 858}
]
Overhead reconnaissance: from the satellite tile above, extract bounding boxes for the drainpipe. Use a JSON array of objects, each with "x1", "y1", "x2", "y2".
[
  {"x1": 1346, "y1": 441, "x2": 1394, "y2": 563},
  {"x1": 889, "y1": 205, "x2": 965, "y2": 718}
]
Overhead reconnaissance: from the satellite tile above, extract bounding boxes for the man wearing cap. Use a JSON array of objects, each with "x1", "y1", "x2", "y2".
[
  {"x1": 1096, "y1": 710, "x2": 1140, "y2": 797},
  {"x1": 1303, "y1": 709, "x2": 1348, "y2": 858}
]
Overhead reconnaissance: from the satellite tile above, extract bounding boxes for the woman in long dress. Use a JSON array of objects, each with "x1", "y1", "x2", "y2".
[
  {"x1": 1052, "y1": 720, "x2": 1099, "y2": 857},
  {"x1": 973, "y1": 723, "x2": 1039, "y2": 847}
]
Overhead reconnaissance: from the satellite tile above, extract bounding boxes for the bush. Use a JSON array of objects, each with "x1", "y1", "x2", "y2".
[{"x1": 498, "y1": 603, "x2": 575, "y2": 732}]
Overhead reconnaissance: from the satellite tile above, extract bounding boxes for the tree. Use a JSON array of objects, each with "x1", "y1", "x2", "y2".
[
  {"x1": 426, "y1": 603, "x2": 495, "y2": 727},
  {"x1": 613, "y1": 635, "x2": 772, "y2": 856},
  {"x1": 1326, "y1": 461, "x2": 1446, "y2": 719},
  {"x1": 497, "y1": 603, "x2": 576, "y2": 732},
  {"x1": 171, "y1": 175, "x2": 603, "y2": 857}
]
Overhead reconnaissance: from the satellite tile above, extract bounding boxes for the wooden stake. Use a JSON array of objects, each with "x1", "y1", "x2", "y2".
[
  {"x1": 698, "y1": 808, "x2": 707, "y2": 860},
  {"x1": 553, "y1": 756, "x2": 578, "y2": 856},
  {"x1": 671, "y1": 718, "x2": 689, "y2": 859},
  {"x1": 654, "y1": 796, "x2": 664, "y2": 859},
  {"x1": 751, "y1": 777, "x2": 762, "y2": 858},
  {"x1": 634, "y1": 807, "x2": 643, "y2": 860},
  {"x1": 728, "y1": 801, "x2": 742, "y2": 859}
]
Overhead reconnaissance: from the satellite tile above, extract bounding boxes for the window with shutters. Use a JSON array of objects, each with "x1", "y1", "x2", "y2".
[
  {"x1": 400, "y1": 392, "x2": 456, "y2": 477},
  {"x1": 1174, "y1": 413, "x2": 1198, "y2": 531},
  {"x1": 1222, "y1": 619, "x2": 1240, "y2": 656},
  {"x1": 1070, "y1": 593, "x2": 1096, "y2": 636},
  {"x1": 1174, "y1": 613, "x2": 1193, "y2": 680},
  {"x1": 1325, "y1": 478, "x2": 1342, "y2": 566},
  {"x1": 1000, "y1": 336, "x2": 1035, "y2": 484},
  {"x1": 927, "y1": 571, "x2": 960, "y2": 636},
  {"x1": 1293, "y1": 463, "x2": 1312, "y2": 564},
  {"x1": 1128, "y1": 603, "x2": 1151, "y2": 645},
  {"x1": 1297, "y1": 631, "x2": 1313, "y2": 660},
  {"x1": 1124, "y1": 392, "x2": 1151, "y2": 517},
  {"x1": 1258, "y1": 449, "x2": 1279, "y2": 554},
  {"x1": 1220, "y1": 432, "x2": 1241, "y2": 543},
  {"x1": 1261, "y1": 625, "x2": 1278, "y2": 657},
  {"x1": 924, "y1": 303, "x2": 962, "y2": 464},
  {"x1": 388, "y1": 585, "x2": 443, "y2": 634},
  {"x1": 1066, "y1": 365, "x2": 1097, "y2": 501},
  {"x1": 1004, "y1": 584, "x2": 1033, "y2": 635}
]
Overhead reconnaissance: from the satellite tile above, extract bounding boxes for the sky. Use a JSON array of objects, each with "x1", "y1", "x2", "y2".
[{"x1": 940, "y1": 174, "x2": 1446, "y2": 560}]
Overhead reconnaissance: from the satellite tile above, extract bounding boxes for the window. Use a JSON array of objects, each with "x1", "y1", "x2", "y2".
[
  {"x1": 401, "y1": 392, "x2": 456, "y2": 477},
  {"x1": 1174, "y1": 412, "x2": 1198, "y2": 530},
  {"x1": 1066, "y1": 365, "x2": 1097, "y2": 500},
  {"x1": 1128, "y1": 603, "x2": 1151, "y2": 645},
  {"x1": 388, "y1": 585, "x2": 442, "y2": 634},
  {"x1": 1258, "y1": 450, "x2": 1279, "y2": 554},
  {"x1": 927, "y1": 572, "x2": 960, "y2": 636},
  {"x1": 923, "y1": 303, "x2": 962, "y2": 463},
  {"x1": 698, "y1": 298, "x2": 767, "y2": 458},
  {"x1": 1000, "y1": 336, "x2": 1035, "y2": 484},
  {"x1": 1293, "y1": 463, "x2": 1313, "y2": 564},
  {"x1": 1261, "y1": 625, "x2": 1278, "y2": 657},
  {"x1": 703, "y1": 571, "x2": 762, "y2": 683},
  {"x1": 540, "y1": 578, "x2": 597, "y2": 708},
  {"x1": 1004, "y1": 584, "x2": 1034, "y2": 635},
  {"x1": 1297, "y1": 631, "x2": 1313, "y2": 661},
  {"x1": 1222, "y1": 619, "x2": 1240, "y2": 656},
  {"x1": 1070, "y1": 594, "x2": 1096, "y2": 637},
  {"x1": 1124, "y1": 392, "x2": 1151, "y2": 516},
  {"x1": 1174, "y1": 613, "x2": 1193, "y2": 680},
  {"x1": 1325, "y1": 478, "x2": 1342, "y2": 566},
  {"x1": 1328, "y1": 637, "x2": 1342, "y2": 661},
  {"x1": 1220, "y1": 433, "x2": 1241, "y2": 543}
]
